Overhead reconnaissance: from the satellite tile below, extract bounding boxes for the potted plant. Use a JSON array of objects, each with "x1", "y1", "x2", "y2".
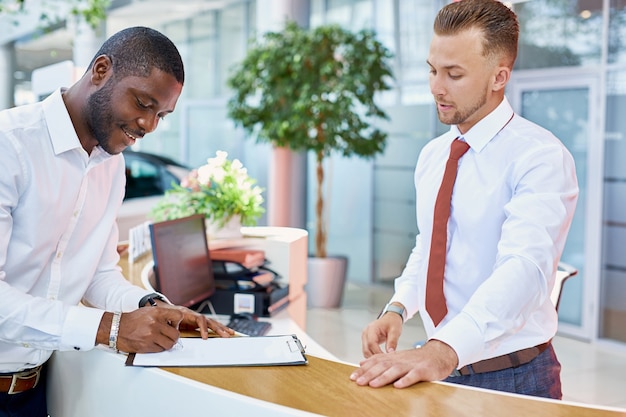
[
  {"x1": 149, "y1": 150, "x2": 265, "y2": 239},
  {"x1": 226, "y1": 21, "x2": 393, "y2": 306}
]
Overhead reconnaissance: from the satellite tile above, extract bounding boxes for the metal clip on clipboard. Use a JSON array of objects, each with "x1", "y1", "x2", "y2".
[{"x1": 287, "y1": 335, "x2": 306, "y2": 354}]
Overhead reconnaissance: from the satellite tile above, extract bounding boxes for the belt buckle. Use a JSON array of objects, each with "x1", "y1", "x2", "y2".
[{"x1": 8, "y1": 367, "x2": 41, "y2": 395}]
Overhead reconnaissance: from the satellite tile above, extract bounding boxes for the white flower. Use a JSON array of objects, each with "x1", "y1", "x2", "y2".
[
  {"x1": 232, "y1": 159, "x2": 243, "y2": 171},
  {"x1": 150, "y1": 150, "x2": 264, "y2": 226}
]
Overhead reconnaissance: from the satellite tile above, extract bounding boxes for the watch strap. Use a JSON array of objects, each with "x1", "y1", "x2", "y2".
[
  {"x1": 138, "y1": 293, "x2": 165, "y2": 308},
  {"x1": 378, "y1": 303, "x2": 406, "y2": 322}
]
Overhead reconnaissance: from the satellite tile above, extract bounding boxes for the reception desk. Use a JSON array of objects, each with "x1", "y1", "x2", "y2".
[
  {"x1": 47, "y1": 326, "x2": 626, "y2": 417},
  {"x1": 47, "y1": 313, "x2": 340, "y2": 417},
  {"x1": 47, "y1": 227, "x2": 626, "y2": 417}
]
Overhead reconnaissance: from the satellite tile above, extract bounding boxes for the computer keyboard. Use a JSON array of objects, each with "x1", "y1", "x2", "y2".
[{"x1": 226, "y1": 317, "x2": 272, "y2": 336}]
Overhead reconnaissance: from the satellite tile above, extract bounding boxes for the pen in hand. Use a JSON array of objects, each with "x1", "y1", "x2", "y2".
[{"x1": 147, "y1": 297, "x2": 183, "y2": 350}]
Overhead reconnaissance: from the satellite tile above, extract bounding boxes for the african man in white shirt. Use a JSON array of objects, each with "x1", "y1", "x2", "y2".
[{"x1": 0, "y1": 27, "x2": 233, "y2": 416}]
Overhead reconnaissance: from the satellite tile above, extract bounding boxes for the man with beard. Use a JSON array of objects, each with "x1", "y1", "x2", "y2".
[
  {"x1": 350, "y1": 0, "x2": 578, "y2": 399},
  {"x1": 0, "y1": 26, "x2": 233, "y2": 416}
]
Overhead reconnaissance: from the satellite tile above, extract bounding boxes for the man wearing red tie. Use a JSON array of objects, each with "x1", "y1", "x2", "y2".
[{"x1": 351, "y1": 0, "x2": 578, "y2": 399}]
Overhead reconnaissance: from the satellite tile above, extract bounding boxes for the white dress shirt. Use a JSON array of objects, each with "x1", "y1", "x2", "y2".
[
  {"x1": 0, "y1": 89, "x2": 150, "y2": 372},
  {"x1": 390, "y1": 97, "x2": 579, "y2": 368}
]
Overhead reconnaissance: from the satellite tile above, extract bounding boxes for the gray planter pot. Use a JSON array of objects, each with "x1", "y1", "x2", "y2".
[{"x1": 305, "y1": 256, "x2": 348, "y2": 308}]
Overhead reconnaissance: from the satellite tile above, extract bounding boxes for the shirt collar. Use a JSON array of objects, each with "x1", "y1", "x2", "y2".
[
  {"x1": 449, "y1": 97, "x2": 515, "y2": 153},
  {"x1": 42, "y1": 88, "x2": 83, "y2": 156},
  {"x1": 41, "y1": 88, "x2": 115, "y2": 165}
]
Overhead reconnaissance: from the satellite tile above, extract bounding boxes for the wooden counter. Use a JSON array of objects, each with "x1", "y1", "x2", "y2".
[{"x1": 167, "y1": 355, "x2": 626, "y2": 417}]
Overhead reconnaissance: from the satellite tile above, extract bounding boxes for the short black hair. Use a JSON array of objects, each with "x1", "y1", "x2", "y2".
[{"x1": 89, "y1": 26, "x2": 184, "y2": 84}]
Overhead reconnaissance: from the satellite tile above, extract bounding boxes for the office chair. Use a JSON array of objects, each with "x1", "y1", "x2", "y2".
[{"x1": 552, "y1": 261, "x2": 578, "y2": 312}]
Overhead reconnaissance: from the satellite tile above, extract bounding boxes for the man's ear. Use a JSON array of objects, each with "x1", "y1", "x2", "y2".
[
  {"x1": 90, "y1": 55, "x2": 113, "y2": 86},
  {"x1": 492, "y1": 65, "x2": 511, "y2": 92}
]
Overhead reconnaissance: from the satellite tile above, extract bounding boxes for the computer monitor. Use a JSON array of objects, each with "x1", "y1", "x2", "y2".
[{"x1": 149, "y1": 214, "x2": 216, "y2": 308}]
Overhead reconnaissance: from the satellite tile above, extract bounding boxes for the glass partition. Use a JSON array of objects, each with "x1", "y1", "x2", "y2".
[
  {"x1": 600, "y1": 70, "x2": 626, "y2": 343},
  {"x1": 514, "y1": 0, "x2": 602, "y2": 69},
  {"x1": 609, "y1": 0, "x2": 626, "y2": 64},
  {"x1": 188, "y1": 14, "x2": 217, "y2": 99}
]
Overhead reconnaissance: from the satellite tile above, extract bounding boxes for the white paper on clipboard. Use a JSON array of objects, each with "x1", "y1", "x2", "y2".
[{"x1": 127, "y1": 335, "x2": 307, "y2": 367}]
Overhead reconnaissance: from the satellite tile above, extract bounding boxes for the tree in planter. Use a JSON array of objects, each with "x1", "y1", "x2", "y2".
[{"x1": 227, "y1": 21, "x2": 394, "y2": 258}]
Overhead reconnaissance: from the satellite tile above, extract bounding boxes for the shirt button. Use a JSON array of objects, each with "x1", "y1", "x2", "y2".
[{"x1": 22, "y1": 343, "x2": 30, "y2": 348}]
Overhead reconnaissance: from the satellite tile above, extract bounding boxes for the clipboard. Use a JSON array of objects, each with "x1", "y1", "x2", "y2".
[{"x1": 126, "y1": 335, "x2": 307, "y2": 367}]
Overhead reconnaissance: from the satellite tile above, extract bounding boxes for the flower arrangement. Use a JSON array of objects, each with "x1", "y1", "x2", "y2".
[{"x1": 149, "y1": 151, "x2": 265, "y2": 227}]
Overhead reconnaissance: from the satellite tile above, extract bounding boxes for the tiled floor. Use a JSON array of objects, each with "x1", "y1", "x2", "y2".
[{"x1": 305, "y1": 282, "x2": 626, "y2": 410}]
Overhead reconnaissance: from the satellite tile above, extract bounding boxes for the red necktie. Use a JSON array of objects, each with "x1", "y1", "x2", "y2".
[{"x1": 426, "y1": 138, "x2": 470, "y2": 326}]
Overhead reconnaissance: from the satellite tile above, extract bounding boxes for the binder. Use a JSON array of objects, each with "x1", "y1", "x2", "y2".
[
  {"x1": 126, "y1": 335, "x2": 307, "y2": 367},
  {"x1": 210, "y1": 248, "x2": 266, "y2": 269}
]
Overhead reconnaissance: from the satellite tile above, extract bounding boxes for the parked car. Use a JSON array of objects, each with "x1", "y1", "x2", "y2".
[{"x1": 117, "y1": 149, "x2": 190, "y2": 241}]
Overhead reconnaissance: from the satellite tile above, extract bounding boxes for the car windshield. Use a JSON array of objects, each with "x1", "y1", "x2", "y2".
[{"x1": 123, "y1": 150, "x2": 189, "y2": 200}]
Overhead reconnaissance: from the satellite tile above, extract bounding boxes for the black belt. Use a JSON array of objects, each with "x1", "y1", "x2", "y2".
[
  {"x1": 450, "y1": 341, "x2": 551, "y2": 377},
  {"x1": 0, "y1": 365, "x2": 43, "y2": 395}
]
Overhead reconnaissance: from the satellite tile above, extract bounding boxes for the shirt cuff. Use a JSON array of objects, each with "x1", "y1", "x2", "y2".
[
  {"x1": 431, "y1": 311, "x2": 485, "y2": 368},
  {"x1": 60, "y1": 305, "x2": 105, "y2": 351}
]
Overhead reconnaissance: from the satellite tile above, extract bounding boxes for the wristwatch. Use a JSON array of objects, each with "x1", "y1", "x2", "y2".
[
  {"x1": 138, "y1": 293, "x2": 165, "y2": 308},
  {"x1": 378, "y1": 303, "x2": 407, "y2": 323}
]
